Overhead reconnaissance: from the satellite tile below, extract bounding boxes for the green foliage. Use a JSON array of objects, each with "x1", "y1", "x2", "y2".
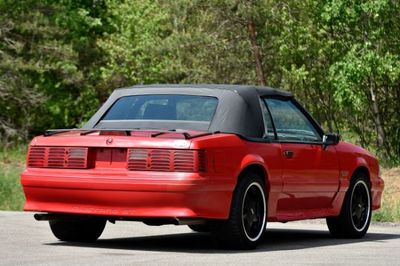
[
  {"x1": 0, "y1": 0, "x2": 399, "y2": 163},
  {"x1": 98, "y1": 0, "x2": 174, "y2": 89},
  {"x1": 274, "y1": 0, "x2": 400, "y2": 162},
  {"x1": 0, "y1": 145, "x2": 26, "y2": 210},
  {"x1": 0, "y1": 0, "x2": 104, "y2": 137},
  {"x1": 373, "y1": 204, "x2": 400, "y2": 223}
]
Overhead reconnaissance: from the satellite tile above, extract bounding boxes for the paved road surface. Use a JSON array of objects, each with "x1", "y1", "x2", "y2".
[{"x1": 1, "y1": 211, "x2": 399, "y2": 265}]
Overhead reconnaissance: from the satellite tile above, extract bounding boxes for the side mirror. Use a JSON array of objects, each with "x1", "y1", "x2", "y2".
[{"x1": 322, "y1": 133, "x2": 340, "y2": 149}]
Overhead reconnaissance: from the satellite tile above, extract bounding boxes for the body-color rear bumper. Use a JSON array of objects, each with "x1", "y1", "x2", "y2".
[{"x1": 21, "y1": 168, "x2": 234, "y2": 219}]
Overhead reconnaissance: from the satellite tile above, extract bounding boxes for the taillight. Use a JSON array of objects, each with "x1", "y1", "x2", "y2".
[
  {"x1": 27, "y1": 146, "x2": 46, "y2": 167},
  {"x1": 27, "y1": 146, "x2": 89, "y2": 169},
  {"x1": 128, "y1": 149, "x2": 206, "y2": 173}
]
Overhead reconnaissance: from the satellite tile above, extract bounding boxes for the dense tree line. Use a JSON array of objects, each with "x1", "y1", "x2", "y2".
[{"x1": 0, "y1": 0, "x2": 399, "y2": 164}]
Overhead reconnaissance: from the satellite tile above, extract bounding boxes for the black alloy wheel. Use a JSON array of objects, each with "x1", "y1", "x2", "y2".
[
  {"x1": 350, "y1": 180, "x2": 371, "y2": 232},
  {"x1": 242, "y1": 182, "x2": 266, "y2": 241},
  {"x1": 212, "y1": 172, "x2": 267, "y2": 249},
  {"x1": 327, "y1": 173, "x2": 371, "y2": 238}
]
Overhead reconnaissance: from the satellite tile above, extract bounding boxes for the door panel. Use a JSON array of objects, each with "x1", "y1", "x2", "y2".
[
  {"x1": 262, "y1": 98, "x2": 340, "y2": 211},
  {"x1": 281, "y1": 143, "x2": 339, "y2": 192},
  {"x1": 279, "y1": 143, "x2": 339, "y2": 210}
]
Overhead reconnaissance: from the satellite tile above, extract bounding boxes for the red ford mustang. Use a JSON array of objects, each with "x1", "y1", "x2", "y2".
[{"x1": 21, "y1": 84, "x2": 384, "y2": 249}]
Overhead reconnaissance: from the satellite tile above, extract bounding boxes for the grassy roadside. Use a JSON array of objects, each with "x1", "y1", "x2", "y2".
[
  {"x1": 373, "y1": 167, "x2": 400, "y2": 222},
  {"x1": 0, "y1": 146, "x2": 399, "y2": 222},
  {"x1": 0, "y1": 146, "x2": 26, "y2": 210}
]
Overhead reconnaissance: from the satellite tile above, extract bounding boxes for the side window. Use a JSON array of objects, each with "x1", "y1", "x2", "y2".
[
  {"x1": 259, "y1": 98, "x2": 275, "y2": 139},
  {"x1": 264, "y1": 98, "x2": 321, "y2": 142}
]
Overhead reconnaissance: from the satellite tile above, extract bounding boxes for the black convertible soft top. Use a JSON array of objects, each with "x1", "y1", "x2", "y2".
[{"x1": 83, "y1": 84, "x2": 293, "y2": 138}]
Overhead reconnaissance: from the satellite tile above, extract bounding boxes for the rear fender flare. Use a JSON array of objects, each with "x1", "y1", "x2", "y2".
[{"x1": 237, "y1": 154, "x2": 269, "y2": 187}]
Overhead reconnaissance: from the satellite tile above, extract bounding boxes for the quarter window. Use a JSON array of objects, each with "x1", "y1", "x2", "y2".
[
  {"x1": 264, "y1": 98, "x2": 321, "y2": 142},
  {"x1": 259, "y1": 99, "x2": 276, "y2": 139}
]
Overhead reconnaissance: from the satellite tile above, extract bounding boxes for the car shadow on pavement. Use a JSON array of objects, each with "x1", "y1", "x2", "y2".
[{"x1": 46, "y1": 227, "x2": 400, "y2": 254}]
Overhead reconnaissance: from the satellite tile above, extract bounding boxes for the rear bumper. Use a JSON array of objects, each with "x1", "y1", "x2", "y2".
[{"x1": 21, "y1": 169, "x2": 234, "y2": 219}]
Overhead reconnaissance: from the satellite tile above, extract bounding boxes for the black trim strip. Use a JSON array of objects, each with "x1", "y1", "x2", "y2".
[
  {"x1": 269, "y1": 140, "x2": 324, "y2": 145},
  {"x1": 260, "y1": 98, "x2": 278, "y2": 140},
  {"x1": 44, "y1": 128, "x2": 220, "y2": 140}
]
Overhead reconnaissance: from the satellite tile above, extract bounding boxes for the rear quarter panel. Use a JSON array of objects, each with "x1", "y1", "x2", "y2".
[{"x1": 190, "y1": 134, "x2": 284, "y2": 219}]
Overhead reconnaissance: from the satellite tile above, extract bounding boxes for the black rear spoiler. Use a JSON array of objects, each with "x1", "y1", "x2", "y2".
[{"x1": 44, "y1": 128, "x2": 220, "y2": 140}]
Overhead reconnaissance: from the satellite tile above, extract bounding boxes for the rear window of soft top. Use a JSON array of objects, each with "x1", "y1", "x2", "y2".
[{"x1": 102, "y1": 94, "x2": 218, "y2": 122}]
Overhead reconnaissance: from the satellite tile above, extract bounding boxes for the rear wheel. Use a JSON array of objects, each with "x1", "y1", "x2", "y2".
[
  {"x1": 49, "y1": 216, "x2": 106, "y2": 242},
  {"x1": 327, "y1": 174, "x2": 371, "y2": 238},
  {"x1": 212, "y1": 172, "x2": 267, "y2": 249}
]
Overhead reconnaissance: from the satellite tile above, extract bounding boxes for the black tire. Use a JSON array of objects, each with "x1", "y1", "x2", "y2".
[
  {"x1": 188, "y1": 224, "x2": 212, "y2": 233},
  {"x1": 327, "y1": 173, "x2": 371, "y2": 238},
  {"x1": 49, "y1": 216, "x2": 106, "y2": 242},
  {"x1": 212, "y1": 172, "x2": 267, "y2": 249}
]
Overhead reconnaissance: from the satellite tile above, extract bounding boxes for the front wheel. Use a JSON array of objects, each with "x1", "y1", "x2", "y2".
[
  {"x1": 327, "y1": 174, "x2": 371, "y2": 238},
  {"x1": 49, "y1": 216, "x2": 106, "y2": 242},
  {"x1": 212, "y1": 173, "x2": 267, "y2": 249}
]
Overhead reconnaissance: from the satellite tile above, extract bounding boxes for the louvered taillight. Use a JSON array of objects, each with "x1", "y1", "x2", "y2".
[
  {"x1": 128, "y1": 149, "x2": 206, "y2": 172},
  {"x1": 27, "y1": 146, "x2": 89, "y2": 169}
]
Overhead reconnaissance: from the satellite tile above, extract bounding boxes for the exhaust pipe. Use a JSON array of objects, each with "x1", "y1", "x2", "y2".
[
  {"x1": 33, "y1": 213, "x2": 88, "y2": 221},
  {"x1": 34, "y1": 213, "x2": 54, "y2": 221}
]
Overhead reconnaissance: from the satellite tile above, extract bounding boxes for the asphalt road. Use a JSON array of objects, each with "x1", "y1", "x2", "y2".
[{"x1": 1, "y1": 211, "x2": 399, "y2": 265}]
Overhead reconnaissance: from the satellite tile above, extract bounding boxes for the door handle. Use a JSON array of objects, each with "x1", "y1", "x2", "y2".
[{"x1": 283, "y1": 150, "x2": 294, "y2": 158}]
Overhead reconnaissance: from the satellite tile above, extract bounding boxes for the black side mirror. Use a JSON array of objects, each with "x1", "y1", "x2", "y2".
[{"x1": 322, "y1": 133, "x2": 340, "y2": 149}]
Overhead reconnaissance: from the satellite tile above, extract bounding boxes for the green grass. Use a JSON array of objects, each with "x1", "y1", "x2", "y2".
[
  {"x1": 0, "y1": 145, "x2": 399, "y2": 223},
  {"x1": 373, "y1": 204, "x2": 400, "y2": 222},
  {"x1": 0, "y1": 145, "x2": 26, "y2": 210},
  {"x1": 372, "y1": 167, "x2": 400, "y2": 222}
]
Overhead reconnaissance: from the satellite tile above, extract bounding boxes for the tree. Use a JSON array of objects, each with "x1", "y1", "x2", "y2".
[{"x1": 0, "y1": 0, "x2": 398, "y2": 163}]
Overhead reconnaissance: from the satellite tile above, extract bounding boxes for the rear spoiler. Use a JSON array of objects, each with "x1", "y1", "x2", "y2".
[{"x1": 44, "y1": 128, "x2": 220, "y2": 140}]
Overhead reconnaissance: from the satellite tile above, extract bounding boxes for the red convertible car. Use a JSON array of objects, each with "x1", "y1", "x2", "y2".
[{"x1": 21, "y1": 84, "x2": 384, "y2": 249}]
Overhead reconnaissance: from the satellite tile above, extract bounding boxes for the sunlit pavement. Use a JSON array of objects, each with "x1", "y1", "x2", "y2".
[{"x1": 1, "y1": 211, "x2": 399, "y2": 265}]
